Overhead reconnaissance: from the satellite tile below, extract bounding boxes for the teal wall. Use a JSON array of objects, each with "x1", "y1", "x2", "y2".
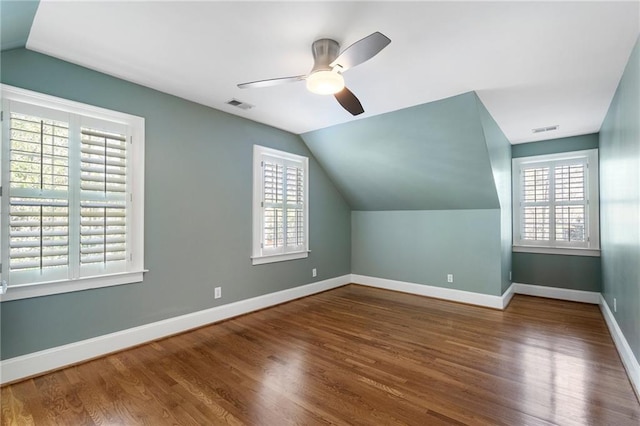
[
  {"x1": 476, "y1": 95, "x2": 512, "y2": 293},
  {"x1": 512, "y1": 253, "x2": 601, "y2": 292},
  {"x1": 0, "y1": 49, "x2": 351, "y2": 359},
  {"x1": 0, "y1": 1, "x2": 39, "y2": 50},
  {"x1": 600, "y1": 36, "x2": 640, "y2": 361},
  {"x1": 344, "y1": 93, "x2": 510, "y2": 298},
  {"x1": 301, "y1": 92, "x2": 500, "y2": 211},
  {"x1": 352, "y1": 210, "x2": 503, "y2": 296},
  {"x1": 511, "y1": 133, "x2": 602, "y2": 292},
  {"x1": 512, "y1": 133, "x2": 599, "y2": 158}
]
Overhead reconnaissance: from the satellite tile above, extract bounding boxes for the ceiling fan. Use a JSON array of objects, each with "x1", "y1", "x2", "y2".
[{"x1": 237, "y1": 32, "x2": 391, "y2": 116}]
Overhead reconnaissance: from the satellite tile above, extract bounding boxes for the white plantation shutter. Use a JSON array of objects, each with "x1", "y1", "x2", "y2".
[
  {"x1": 10, "y1": 199, "x2": 69, "y2": 270},
  {"x1": 520, "y1": 161, "x2": 587, "y2": 245},
  {"x1": 522, "y1": 206, "x2": 549, "y2": 241},
  {"x1": 1, "y1": 86, "x2": 145, "y2": 299},
  {"x1": 262, "y1": 160, "x2": 284, "y2": 250},
  {"x1": 252, "y1": 145, "x2": 308, "y2": 264},
  {"x1": 513, "y1": 150, "x2": 598, "y2": 252},
  {"x1": 261, "y1": 156, "x2": 305, "y2": 254},
  {"x1": 521, "y1": 166, "x2": 550, "y2": 241},
  {"x1": 554, "y1": 163, "x2": 586, "y2": 242},
  {"x1": 79, "y1": 127, "x2": 128, "y2": 274},
  {"x1": 6, "y1": 110, "x2": 70, "y2": 284},
  {"x1": 285, "y1": 165, "x2": 305, "y2": 248}
]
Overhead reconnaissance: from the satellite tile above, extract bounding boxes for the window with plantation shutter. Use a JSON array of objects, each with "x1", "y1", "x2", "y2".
[
  {"x1": 512, "y1": 149, "x2": 599, "y2": 256},
  {"x1": 252, "y1": 145, "x2": 308, "y2": 265},
  {"x1": 1, "y1": 85, "x2": 145, "y2": 301}
]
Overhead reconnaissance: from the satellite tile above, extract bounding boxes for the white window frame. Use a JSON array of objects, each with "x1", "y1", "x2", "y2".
[
  {"x1": 512, "y1": 149, "x2": 599, "y2": 257},
  {"x1": 252, "y1": 145, "x2": 309, "y2": 265},
  {"x1": 0, "y1": 85, "x2": 146, "y2": 301}
]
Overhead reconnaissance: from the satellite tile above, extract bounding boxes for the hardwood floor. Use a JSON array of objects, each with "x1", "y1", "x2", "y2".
[{"x1": 2, "y1": 284, "x2": 639, "y2": 425}]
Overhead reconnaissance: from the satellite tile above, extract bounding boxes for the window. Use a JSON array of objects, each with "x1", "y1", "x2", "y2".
[
  {"x1": 252, "y1": 145, "x2": 308, "y2": 265},
  {"x1": 512, "y1": 149, "x2": 599, "y2": 256},
  {"x1": 1, "y1": 85, "x2": 145, "y2": 301}
]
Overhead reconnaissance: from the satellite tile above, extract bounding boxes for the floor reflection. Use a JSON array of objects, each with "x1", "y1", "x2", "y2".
[{"x1": 515, "y1": 329, "x2": 590, "y2": 424}]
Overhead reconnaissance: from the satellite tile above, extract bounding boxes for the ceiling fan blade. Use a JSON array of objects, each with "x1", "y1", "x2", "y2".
[
  {"x1": 330, "y1": 32, "x2": 391, "y2": 71},
  {"x1": 334, "y1": 87, "x2": 364, "y2": 116},
  {"x1": 238, "y1": 75, "x2": 306, "y2": 89}
]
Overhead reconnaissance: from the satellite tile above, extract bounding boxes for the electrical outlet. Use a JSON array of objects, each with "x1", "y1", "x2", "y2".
[
  {"x1": 447, "y1": 274, "x2": 454, "y2": 283},
  {"x1": 214, "y1": 287, "x2": 222, "y2": 299},
  {"x1": 312, "y1": 268, "x2": 317, "y2": 278},
  {"x1": 509, "y1": 271, "x2": 512, "y2": 281},
  {"x1": 614, "y1": 298, "x2": 617, "y2": 313}
]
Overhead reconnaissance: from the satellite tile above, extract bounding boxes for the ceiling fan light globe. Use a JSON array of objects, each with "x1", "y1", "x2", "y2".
[{"x1": 306, "y1": 70, "x2": 345, "y2": 95}]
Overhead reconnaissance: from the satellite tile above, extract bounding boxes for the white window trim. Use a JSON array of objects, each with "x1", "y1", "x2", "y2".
[
  {"x1": 0, "y1": 85, "x2": 146, "y2": 301},
  {"x1": 512, "y1": 149, "x2": 600, "y2": 256},
  {"x1": 0, "y1": 271, "x2": 145, "y2": 302},
  {"x1": 252, "y1": 145, "x2": 309, "y2": 265},
  {"x1": 512, "y1": 246, "x2": 600, "y2": 257}
]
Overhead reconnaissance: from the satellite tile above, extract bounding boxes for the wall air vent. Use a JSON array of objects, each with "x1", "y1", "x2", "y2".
[
  {"x1": 532, "y1": 125, "x2": 559, "y2": 134},
  {"x1": 226, "y1": 99, "x2": 254, "y2": 110}
]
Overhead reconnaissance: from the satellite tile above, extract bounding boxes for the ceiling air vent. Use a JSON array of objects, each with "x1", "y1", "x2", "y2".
[
  {"x1": 532, "y1": 125, "x2": 559, "y2": 134},
  {"x1": 226, "y1": 99, "x2": 254, "y2": 110}
]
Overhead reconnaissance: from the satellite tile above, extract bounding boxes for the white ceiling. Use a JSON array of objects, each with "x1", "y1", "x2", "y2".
[{"x1": 27, "y1": 0, "x2": 639, "y2": 143}]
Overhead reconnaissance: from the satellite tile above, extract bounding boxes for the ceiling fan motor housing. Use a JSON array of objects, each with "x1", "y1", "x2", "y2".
[
  {"x1": 238, "y1": 32, "x2": 390, "y2": 115},
  {"x1": 311, "y1": 39, "x2": 341, "y2": 72}
]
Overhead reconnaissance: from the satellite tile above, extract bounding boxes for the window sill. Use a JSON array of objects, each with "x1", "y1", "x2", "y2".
[
  {"x1": 0, "y1": 270, "x2": 148, "y2": 302},
  {"x1": 252, "y1": 251, "x2": 309, "y2": 265},
  {"x1": 513, "y1": 246, "x2": 600, "y2": 257}
]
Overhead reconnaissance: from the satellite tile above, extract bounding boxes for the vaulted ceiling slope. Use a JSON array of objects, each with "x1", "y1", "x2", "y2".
[
  {"x1": 7, "y1": 1, "x2": 640, "y2": 143},
  {"x1": 301, "y1": 91, "x2": 506, "y2": 211},
  {"x1": 0, "y1": 0, "x2": 39, "y2": 51}
]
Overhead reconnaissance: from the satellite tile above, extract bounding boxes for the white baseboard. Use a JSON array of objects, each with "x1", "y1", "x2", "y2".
[
  {"x1": 350, "y1": 274, "x2": 510, "y2": 310},
  {"x1": 501, "y1": 283, "x2": 515, "y2": 309},
  {"x1": 599, "y1": 294, "x2": 640, "y2": 400},
  {"x1": 350, "y1": 276, "x2": 637, "y2": 399},
  {"x1": 512, "y1": 282, "x2": 600, "y2": 304},
  {"x1": 4, "y1": 273, "x2": 637, "y2": 403},
  {"x1": 0, "y1": 274, "x2": 350, "y2": 385}
]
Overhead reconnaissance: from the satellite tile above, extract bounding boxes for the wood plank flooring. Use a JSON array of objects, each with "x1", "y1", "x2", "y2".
[{"x1": 2, "y1": 284, "x2": 639, "y2": 425}]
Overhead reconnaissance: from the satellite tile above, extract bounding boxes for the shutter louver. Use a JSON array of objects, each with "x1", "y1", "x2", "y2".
[
  {"x1": 522, "y1": 166, "x2": 549, "y2": 203},
  {"x1": 9, "y1": 198, "x2": 69, "y2": 271},
  {"x1": 555, "y1": 164, "x2": 585, "y2": 202},
  {"x1": 8, "y1": 113, "x2": 70, "y2": 273},
  {"x1": 261, "y1": 157, "x2": 305, "y2": 253},
  {"x1": 554, "y1": 163, "x2": 586, "y2": 242},
  {"x1": 286, "y1": 166, "x2": 304, "y2": 248},
  {"x1": 555, "y1": 205, "x2": 585, "y2": 242},
  {"x1": 521, "y1": 166, "x2": 550, "y2": 241},
  {"x1": 80, "y1": 128, "x2": 127, "y2": 267},
  {"x1": 263, "y1": 161, "x2": 283, "y2": 250},
  {"x1": 523, "y1": 206, "x2": 549, "y2": 240}
]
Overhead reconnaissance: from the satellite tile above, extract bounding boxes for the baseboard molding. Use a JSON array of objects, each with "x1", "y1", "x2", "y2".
[
  {"x1": 599, "y1": 295, "x2": 640, "y2": 400},
  {"x1": 0, "y1": 274, "x2": 351, "y2": 385},
  {"x1": 3, "y1": 273, "x2": 637, "y2": 401},
  {"x1": 501, "y1": 283, "x2": 516, "y2": 309},
  {"x1": 349, "y1": 276, "x2": 637, "y2": 399},
  {"x1": 350, "y1": 274, "x2": 510, "y2": 310},
  {"x1": 512, "y1": 283, "x2": 600, "y2": 304}
]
